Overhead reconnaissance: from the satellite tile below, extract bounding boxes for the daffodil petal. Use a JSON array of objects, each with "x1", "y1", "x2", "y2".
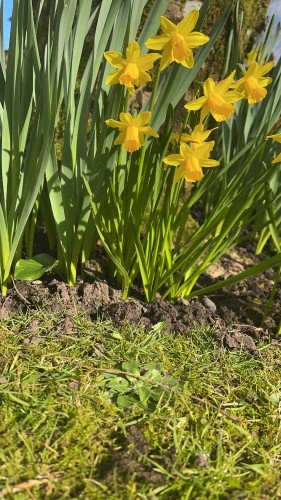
[
  {"x1": 126, "y1": 40, "x2": 140, "y2": 62},
  {"x1": 114, "y1": 131, "x2": 126, "y2": 144},
  {"x1": 201, "y1": 159, "x2": 220, "y2": 167},
  {"x1": 133, "y1": 111, "x2": 151, "y2": 127},
  {"x1": 185, "y1": 95, "x2": 207, "y2": 111},
  {"x1": 145, "y1": 34, "x2": 170, "y2": 50},
  {"x1": 173, "y1": 132, "x2": 191, "y2": 142},
  {"x1": 230, "y1": 78, "x2": 244, "y2": 89},
  {"x1": 272, "y1": 153, "x2": 281, "y2": 163},
  {"x1": 180, "y1": 142, "x2": 192, "y2": 156},
  {"x1": 106, "y1": 118, "x2": 126, "y2": 130},
  {"x1": 174, "y1": 164, "x2": 187, "y2": 181},
  {"x1": 215, "y1": 70, "x2": 236, "y2": 94},
  {"x1": 185, "y1": 32, "x2": 210, "y2": 48},
  {"x1": 194, "y1": 143, "x2": 213, "y2": 160},
  {"x1": 105, "y1": 69, "x2": 124, "y2": 86},
  {"x1": 195, "y1": 126, "x2": 217, "y2": 141},
  {"x1": 258, "y1": 76, "x2": 272, "y2": 87},
  {"x1": 137, "y1": 53, "x2": 161, "y2": 70},
  {"x1": 247, "y1": 62, "x2": 259, "y2": 76},
  {"x1": 138, "y1": 132, "x2": 145, "y2": 145},
  {"x1": 272, "y1": 152, "x2": 281, "y2": 163},
  {"x1": 180, "y1": 53, "x2": 194, "y2": 68},
  {"x1": 267, "y1": 133, "x2": 281, "y2": 143},
  {"x1": 160, "y1": 16, "x2": 176, "y2": 34},
  {"x1": 163, "y1": 154, "x2": 182, "y2": 166},
  {"x1": 177, "y1": 10, "x2": 199, "y2": 35},
  {"x1": 257, "y1": 60, "x2": 274, "y2": 76},
  {"x1": 203, "y1": 78, "x2": 216, "y2": 97},
  {"x1": 200, "y1": 104, "x2": 209, "y2": 122},
  {"x1": 104, "y1": 51, "x2": 123, "y2": 67},
  {"x1": 137, "y1": 70, "x2": 151, "y2": 84},
  {"x1": 223, "y1": 90, "x2": 244, "y2": 103},
  {"x1": 139, "y1": 126, "x2": 159, "y2": 138},
  {"x1": 160, "y1": 42, "x2": 173, "y2": 70},
  {"x1": 197, "y1": 141, "x2": 215, "y2": 156},
  {"x1": 119, "y1": 112, "x2": 134, "y2": 125}
]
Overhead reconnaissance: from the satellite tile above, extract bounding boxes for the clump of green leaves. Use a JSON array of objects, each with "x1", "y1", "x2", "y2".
[{"x1": 103, "y1": 361, "x2": 178, "y2": 410}]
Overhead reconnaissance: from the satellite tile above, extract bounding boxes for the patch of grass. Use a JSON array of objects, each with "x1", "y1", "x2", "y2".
[{"x1": 0, "y1": 310, "x2": 281, "y2": 498}]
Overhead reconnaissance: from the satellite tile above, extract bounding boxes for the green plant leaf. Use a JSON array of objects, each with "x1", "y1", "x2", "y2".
[
  {"x1": 122, "y1": 361, "x2": 140, "y2": 374},
  {"x1": 14, "y1": 254, "x2": 58, "y2": 281},
  {"x1": 106, "y1": 377, "x2": 130, "y2": 394},
  {"x1": 138, "y1": 386, "x2": 151, "y2": 408}
]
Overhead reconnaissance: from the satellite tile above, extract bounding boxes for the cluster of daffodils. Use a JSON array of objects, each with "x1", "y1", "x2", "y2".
[
  {"x1": 104, "y1": 10, "x2": 277, "y2": 183},
  {"x1": 164, "y1": 124, "x2": 219, "y2": 182}
]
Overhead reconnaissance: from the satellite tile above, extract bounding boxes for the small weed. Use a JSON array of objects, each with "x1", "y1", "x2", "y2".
[{"x1": 103, "y1": 360, "x2": 178, "y2": 411}]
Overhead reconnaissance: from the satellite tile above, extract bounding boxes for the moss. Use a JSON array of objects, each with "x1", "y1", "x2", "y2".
[
  {"x1": 200, "y1": 0, "x2": 270, "y2": 80},
  {"x1": 1, "y1": 314, "x2": 281, "y2": 498}
]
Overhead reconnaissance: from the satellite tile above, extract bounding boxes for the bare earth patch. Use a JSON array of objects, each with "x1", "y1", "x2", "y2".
[{"x1": 1, "y1": 244, "x2": 280, "y2": 350}]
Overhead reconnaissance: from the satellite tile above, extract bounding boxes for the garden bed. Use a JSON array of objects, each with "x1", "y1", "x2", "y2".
[{"x1": 2, "y1": 242, "x2": 280, "y2": 350}]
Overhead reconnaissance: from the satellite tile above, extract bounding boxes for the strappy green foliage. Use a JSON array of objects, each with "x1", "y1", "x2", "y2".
[{"x1": 0, "y1": 0, "x2": 280, "y2": 312}]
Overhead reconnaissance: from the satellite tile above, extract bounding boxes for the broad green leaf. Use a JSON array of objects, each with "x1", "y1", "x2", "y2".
[{"x1": 14, "y1": 254, "x2": 58, "y2": 281}]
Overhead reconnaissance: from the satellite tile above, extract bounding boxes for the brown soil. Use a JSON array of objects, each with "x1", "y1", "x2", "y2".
[{"x1": 1, "y1": 243, "x2": 280, "y2": 351}]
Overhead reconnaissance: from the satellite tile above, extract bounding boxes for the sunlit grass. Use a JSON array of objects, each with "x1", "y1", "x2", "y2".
[{"x1": 0, "y1": 310, "x2": 280, "y2": 498}]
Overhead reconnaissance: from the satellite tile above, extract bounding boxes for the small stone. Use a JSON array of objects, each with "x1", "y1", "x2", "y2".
[
  {"x1": 23, "y1": 338, "x2": 30, "y2": 344},
  {"x1": 30, "y1": 337, "x2": 43, "y2": 345},
  {"x1": 92, "y1": 343, "x2": 105, "y2": 358},
  {"x1": 0, "y1": 376, "x2": 8, "y2": 384},
  {"x1": 195, "y1": 453, "x2": 209, "y2": 468},
  {"x1": 180, "y1": 297, "x2": 189, "y2": 307},
  {"x1": 68, "y1": 381, "x2": 79, "y2": 390},
  {"x1": 202, "y1": 296, "x2": 217, "y2": 313}
]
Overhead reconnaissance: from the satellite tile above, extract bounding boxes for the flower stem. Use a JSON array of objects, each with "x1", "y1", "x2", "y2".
[
  {"x1": 137, "y1": 63, "x2": 161, "y2": 193},
  {"x1": 115, "y1": 89, "x2": 130, "y2": 193},
  {"x1": 148, "y1": 62, "x2": 161, "y2": 114}
]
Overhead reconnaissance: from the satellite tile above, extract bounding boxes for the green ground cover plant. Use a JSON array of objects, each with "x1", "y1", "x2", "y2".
[{"x1": 0, "y1": 313, "x2": 280, "y2": 498}]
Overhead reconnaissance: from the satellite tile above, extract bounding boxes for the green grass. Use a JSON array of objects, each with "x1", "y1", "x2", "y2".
[{"x1": 0, "y1": 310, "x2": 281, "y2": 499}]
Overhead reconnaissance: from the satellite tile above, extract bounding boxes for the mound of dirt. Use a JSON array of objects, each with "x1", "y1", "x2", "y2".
[{"x1": 1, "y1": 244, "x2": 280, "y2": 351}]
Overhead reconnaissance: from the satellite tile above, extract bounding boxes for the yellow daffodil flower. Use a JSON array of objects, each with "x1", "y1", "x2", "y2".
[
  {"x1": 163, "y1": 141, "x2": 219, "y2": 182},
  {"x1": 172, "y1": 123, "x2": 216, "y2": 148},
  {"x1": 184, "y1": 71, "x2": 243, "y2": 122},
  {"x1": 145, "y1": 10, "x2": 209, "y2": 70},
  {"x1": 267, "y1": 133, "x2": 281, "y2": 163},
  {"x1": 246, "y1": 47, "x2": 261, "y2": 65},
  {"x1": 105, "y1": 111, "x2": 158, "y2": 153},
  {"x1": 231, "y1": 60, "x2": 275, "y2": 104},
  {"x1": 104, "y1": 40, "x2": 160, "y2": 94}
]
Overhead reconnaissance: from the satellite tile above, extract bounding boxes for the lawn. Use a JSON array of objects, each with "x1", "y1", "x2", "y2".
[{"x1": 0, "y1": 311, "x2": 280, "y2": 499}]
